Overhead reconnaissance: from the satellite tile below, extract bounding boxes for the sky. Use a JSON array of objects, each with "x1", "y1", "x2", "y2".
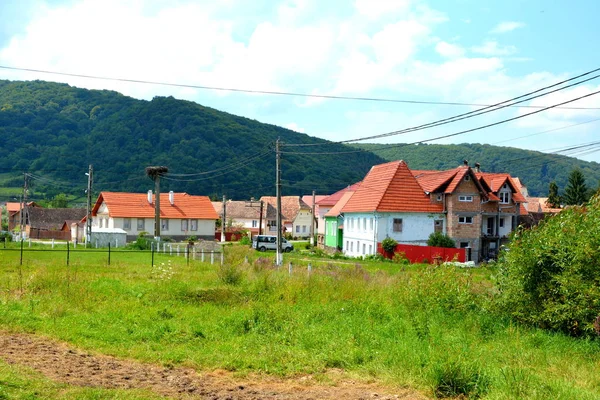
[{"x1": 1, "y1": 0, "x2": 600, "y2": 163}]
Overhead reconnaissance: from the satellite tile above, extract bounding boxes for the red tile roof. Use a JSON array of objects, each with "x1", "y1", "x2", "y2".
[
  {"x1": 342, "y1": 160, "x2": 443, "y2": 213},
  {"x1": 259, "y1": 196, "x2": 310, "y2": 222},
  {"x1": 476, "y1": 173, "x2": 527, "y2": 203},
  {"x1": 92, "y1": 192, "x2": 218, "y2": 219},
  {"x1": 325, "y1": 191, "x2": 355, "y2": 217},
  {"x1": 316, "y1": 182, "x2": 362, "y2": 206},
  {"x1": 6, "y1": 202, "x2": 37, "y2": 214},
  {"x1": 301, "y1": 195, "x2": 328, "y2": 208}
]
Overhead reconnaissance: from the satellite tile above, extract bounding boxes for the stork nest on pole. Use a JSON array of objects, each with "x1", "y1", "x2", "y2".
[{"x1": 145, "y1": 166, "x2": 169, "y2": 181}]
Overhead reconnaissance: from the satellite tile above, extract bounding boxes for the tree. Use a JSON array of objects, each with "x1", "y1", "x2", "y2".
[
  {"x1": 546, "y1": 181, "x2": 561, "y2": 208},
  {"x1": 563, "y1": 169, "x2": 589, "y2": 206},
  {"x1": 427, "y1": 231, "x2": 456, "y2": 248},
  {"x1": 50, "y1": 193, "x2": 69, "y2": 208}
]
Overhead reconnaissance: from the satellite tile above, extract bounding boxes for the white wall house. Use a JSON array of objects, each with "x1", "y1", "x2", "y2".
[
  {"x1": 92, "y1": 191, "x2": 218, "y2": 242},
  {"x1": 342, "y1": 212, "x2": 446, "y2": 257}
]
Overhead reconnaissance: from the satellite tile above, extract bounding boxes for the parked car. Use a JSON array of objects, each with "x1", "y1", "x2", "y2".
[{"x1": 252, "y1": 235, "x2": 294, "y2": 252}]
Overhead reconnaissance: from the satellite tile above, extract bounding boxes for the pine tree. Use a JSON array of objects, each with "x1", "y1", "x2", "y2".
[
  {"x1": 546, "y1": 181, "x2": 561, "y2": 208},
  {"x1": 563, "y1": 169, "x2": 589, "y2": 205}
]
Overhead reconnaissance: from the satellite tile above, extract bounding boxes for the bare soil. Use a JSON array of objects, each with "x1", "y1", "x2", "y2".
[{"x1": 0, "y1": 332, "x2": 427, "y2": 399}]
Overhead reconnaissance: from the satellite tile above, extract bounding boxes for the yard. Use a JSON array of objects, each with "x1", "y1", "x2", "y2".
[{"x1": 0, "y1": 243, "x2": 598, "y2": 399}]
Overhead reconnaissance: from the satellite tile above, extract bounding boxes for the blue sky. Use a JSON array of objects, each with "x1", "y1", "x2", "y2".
[{"x1": 1, "y1": 0, "x2": 599, "y2": 163}]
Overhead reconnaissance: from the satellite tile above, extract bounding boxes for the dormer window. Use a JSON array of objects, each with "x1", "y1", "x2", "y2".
[
  {"x1": 465, "y1": 175, "x2": 471, "y2": 181},
  {"x1": 459, "y1": 195, "x2": 473, "y2": 202},
  {"x1": 436, "y1": 194, "x2": 443, "y2": 201},
  {"x1": 500, "y1": 192, "x2": 510, "y2": 204}
]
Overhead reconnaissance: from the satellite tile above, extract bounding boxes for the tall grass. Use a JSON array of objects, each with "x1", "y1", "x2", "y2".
[{"x1": 0, "y1": 246, "x2": 599, "y2": 398}]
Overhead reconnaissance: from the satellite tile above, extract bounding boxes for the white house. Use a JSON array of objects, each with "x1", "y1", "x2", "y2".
[
  {"x1": 91, "y1": 191, "x2": 218, "y2": 241},
  {"x1": 260, "y1": 196, "x2": 313, "y2": 239}
]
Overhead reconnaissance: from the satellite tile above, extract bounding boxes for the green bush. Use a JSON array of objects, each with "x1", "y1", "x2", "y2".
[
  {"x1": 427, "y1": 231, "x2": 456, "y2": 248},
  {"x1": 498, "y1": 194, "x2": 600, "y2": 336},
  {"x1": 430, "y1": 359, "x2": 489, "y2": 398},
  {"x1": 381, "y1": 237, "x2": 397, "y2": 254},
  {"x1": 239, "y1": 235, "x2": 251, "y2": 246}
]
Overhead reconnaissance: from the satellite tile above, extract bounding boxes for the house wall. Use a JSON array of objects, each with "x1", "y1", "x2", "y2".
[
  {"x1": 324, "y1": 217, "x2": 339, "y2": 249},
  {"x1": 317, "y1": 206, "x2": 332, "y2": 235},
  {"x1": 342, "y1": 212, "x2": 377, "y2": 257},
  {"x1": 292, "y1": 209, "x2": 313, "y2": 238},
  {"x1": 445, "y1": 177, "x2": 482, "y2": 261}
]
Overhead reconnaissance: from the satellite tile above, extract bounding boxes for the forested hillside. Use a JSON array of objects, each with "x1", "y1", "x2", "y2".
[
  {"x1": 1, "y1": 79, "x2": 598, "y2": 202},
  {"x1": 356, "y1": 143, "x2": 600, "y2": 197},
  {"x1": 0, "y1": 80, "x2": 383, "y2": 200}
]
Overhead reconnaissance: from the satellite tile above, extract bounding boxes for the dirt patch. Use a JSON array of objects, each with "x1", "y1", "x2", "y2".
[{"x1": 0, "y1": 332, "x2": 427, "y2": 399}]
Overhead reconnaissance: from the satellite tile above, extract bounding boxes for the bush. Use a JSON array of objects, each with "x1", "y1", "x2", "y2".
[
  {"x1": 498, "y1": 194, "x2": 600, "y2": 336},
  {"x1": 127, "y1": 232, "x2": 152, "y2": 250},
  {"x1": 392, "y1": 251, "x2": 409, "y2": 264},
  {"x1": 381, "y1": 237, "x2": 397, "y2": 254},
  {"x1": 430, "y1": 359, "x2": 489, "y2": 398},
  {"x1": 427, "y1": 231, "x2": 456, "y2": 248},
  {"x1": 239, "y1": 235, "x2": 251, "y2": 246}
]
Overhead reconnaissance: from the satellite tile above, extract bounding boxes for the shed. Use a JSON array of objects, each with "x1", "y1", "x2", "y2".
[{"x1": 90, "y1": 228, "x2": 127, "y2": 248}]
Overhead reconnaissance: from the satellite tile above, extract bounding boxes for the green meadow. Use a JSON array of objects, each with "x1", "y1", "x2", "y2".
[{"x1": 0, "y1": 244, "x2": 599, "y2": 399}]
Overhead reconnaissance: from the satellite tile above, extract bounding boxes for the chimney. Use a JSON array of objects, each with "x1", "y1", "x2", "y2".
[
  {"x1": 463, "y1": 159, "x2": 469, "y2": 167},
  {"x1": 474, "y1": 162, "x2": 481, "y2": 173},
  {"x1": 147, "y1": 190, "x2": 153, "y2": 204},
  {"x1": 169, "y1": 191, "x2": 174, "y2": 206}
]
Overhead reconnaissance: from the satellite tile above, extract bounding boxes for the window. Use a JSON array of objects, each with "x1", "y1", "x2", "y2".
[
  {"x1": 499, "y1": 218, "x2": 505, "y2": 228},
  {"x1": 346, "y1": 240, "x2": 349, "y2": 251},
  {"x1": 296, "y1": 225, "x2": 300, "y2": 233},
  {"x1": 362, "y1": 243, "x2": 366, "y2": 254},
  {"x1": 161, "y1": 219, "x2": 169, "y2": 231},
  {"x1": 350, "y1": 241, "x2": 354, "y2": 252},
  {"x1": 500, "y1": 192, "x2": 510, "y2": 204},
  {"x1": 181, "y1": 219, "x2": 188, "y2": 231},
  {"x1": 459, "y1": 195, "x2": 473, "y2": 202},
  {"x1": 123, "y1": 218, "x2": 131, "y2": 230},
  {"x1": 369, "y1": 244, "x2": 373, "y2": 254},
  {"x1": 465, "y1": 175, "x2": 470, "y2": 181},
  {"x1": 434, "y1": 219, "x2": 443, "y2": 233},
  {"x1": 436, "y1": 194, "x2": 443, "y2": 201},
  {"x1": 302, "y1": 225, "x2": 307, "y2": 233},
  {"x1": 137, "y1": 218, "x2": 145, "y2": 230},
  {"x1": 460, "y1": 241, "x2": 470, "y2": 248},
  {"x1": 252, "y1": 220, "x2": 258, "y2": 228},
  {"x1": 459, "y1": 216, "x2": 473, "y2": 224},
  {"x1": 393, "y1": 218, "x2": 403, "y2": 232},
  {"x1": 363, "y1": 218, "x2": 366, "y2": 231},
  {"x1": 369, "y1": 218, "x2": 373, "y2": 231}
]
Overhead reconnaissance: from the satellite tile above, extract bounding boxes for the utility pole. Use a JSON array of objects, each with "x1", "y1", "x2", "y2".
[
  {"x1": 21, "y1": 173, "x2": 27, "y2": 239},
  {"x1": 145, "y1": 166, "x2": 168, "y2": 240},
  {"x1": 310, "y1": 189, "x2": 316, "y2": 246},
  {"x1": 221, "y1": 195, "x2": 226, "y2": 242},
  {"x1": 259, "y1": 200, "x2": 264, "y2": 236},
  {"x1": 86, "y1": 164, "x2": 93, "y2": 247},
  {"x1": 275, "y1": 138, "x2": 282, "y2": 265}
]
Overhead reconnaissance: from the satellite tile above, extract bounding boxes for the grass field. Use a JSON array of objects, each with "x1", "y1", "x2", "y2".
[{"x1": 0, "y1": 244, "x2": 599, "y2": 399}]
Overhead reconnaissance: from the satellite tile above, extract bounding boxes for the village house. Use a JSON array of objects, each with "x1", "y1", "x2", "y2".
[
  {"x1": 260, "y1": 196, "x2": 312, "y2": 239},
  {"x1": 315, "y1": 183, "x2": 361, "y2": 248},
  {"x1": 212, "y1": 199, "x2": 266, "y2": 236},
  {"x1": 11, "y1": 207, "x2": 86, "y2": 240},
  {"x1": 91, "y1": 191, "x2": 218, "y2": 241},
  {"x1": 6, "y1": 201, "x2": 39, "y2": 231},
  {"x1": 338, "y1": 160, "x2": 527, "y2": 262}
]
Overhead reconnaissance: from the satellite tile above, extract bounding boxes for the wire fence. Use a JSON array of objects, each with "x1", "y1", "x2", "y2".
[{"x1": 0, "y1": 239, "x2": 224, "y2": 267}]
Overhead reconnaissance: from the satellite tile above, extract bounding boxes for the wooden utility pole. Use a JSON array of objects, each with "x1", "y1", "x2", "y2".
[
  {"x1": 275, "y1": 138, "x2": 282, "y2": 265},
  {"x1": 145, "y1": 166, "x2": 168, "y2": 240},
  {"x1": 86, "y1": 164, "x2": 93, "y2": 247},
  {"x1": 221, "y1": 195, "x2": 226, "y2": 242},
  {"x1": 259, "y1": 200, "x2": 264, "y2": 236},
  {"x1": 310, "y1": 190, "x2": 316, "y2": 246},
  {"x1": 21, "y1": 173, "x2": 27, "y2": 239}
]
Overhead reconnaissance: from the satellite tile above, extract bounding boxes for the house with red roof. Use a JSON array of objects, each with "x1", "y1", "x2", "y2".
[
  {"x1": 92, "y1": 191, "x2": 218, "y2": 241},
  {"x1": 341, "y1": 160, "x2": 446, "y2": 258},
  {"x1": 315, "y1": 183, "x2": 361, "y2": 247},
  {"x1": 259, "y1": 196, "x2": 312, "y2": 238},
  {"x1": 341, "y1": 160, "x2": 527, "y2": 261}
]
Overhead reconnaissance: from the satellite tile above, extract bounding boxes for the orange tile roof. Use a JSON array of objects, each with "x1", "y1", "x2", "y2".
[
  {"x1": 412, "y1": 168, "x2": 460, "y2": 193},
  {"x1": 342, "y1": 160, "x2": 443, "y2": 213},
  {"x1": 526, "y1": 197, "x2": 562, "y2": 214},
  {"x1": 325, "y1": 191, "x2": 355, "y2": 217},
  {"x1": 316, "y1": 182, "x2": 362, "y2": 206},
  {"x1": 476, "y1": 173, "x2": 527, "y2": 203},
  {"x1": 6, "y1": 202, "x2": 37, "y2": 213},
  {"x1": 259, "y1": 196, "x2": 310, "y2": 221},
  {"x1": 92, "y1": 192, "x2": 218, "y2": 219}
]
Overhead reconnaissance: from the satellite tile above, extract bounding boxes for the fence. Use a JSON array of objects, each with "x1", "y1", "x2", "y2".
[
  {"x1": 1, "y1": 239, "x2": 224, "y2": 268},
  {"x1": 377, "y1": 243, "x2": 466, "y2": 263},
  {"x1": 28, "y1": 228, "x2": 71, "y2": 241}
]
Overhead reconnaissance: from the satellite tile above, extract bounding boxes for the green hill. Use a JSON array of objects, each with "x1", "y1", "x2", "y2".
[
  {"x1": 355, "y1": 143, "x2": 600, "y2": 197},
  {"x1": 1, "y1": 79, "x2": 598, "y2": 202},
  {"x1": 0, "y1": 80, "x2": 384, "y2": 201}
]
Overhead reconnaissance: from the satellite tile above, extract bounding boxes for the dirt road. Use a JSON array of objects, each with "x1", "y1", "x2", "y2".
[{"x1": 0, "y1": 332, "x2": 426, "y2": 399}]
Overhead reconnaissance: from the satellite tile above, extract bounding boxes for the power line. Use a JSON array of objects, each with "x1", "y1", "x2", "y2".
[
  {"x1": 283, "y1": 67, "x2": 600, "y2": 147},
  {"x1": 281, "y1": 89, "x2": 600, "y2": 155},
  {"x1": 2, "y1": 64, "x2": 600, "y2": 111},
  {"x1": 492, "y1": 117, "x2": 600, "y2": 145}
]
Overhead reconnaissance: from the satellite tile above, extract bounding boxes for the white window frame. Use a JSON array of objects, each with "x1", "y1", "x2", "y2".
[
  {"x1": 296, "y1": 225, "x2": 300, "y2": 233},
  {"x1": 458, "y1": 216, "x2": 473, "y2": 224},
  {"x1": 181, "y1": 219, "x2": 188, "y2": 232},
  {"x1": 459, "y1": 195, "x2": 473, "y2": 202},
  {"x1": 500, "y1": 192, "x2": 510, "y2": 204},
  {"x1": 123, "y1": 218, "x2": 131, "y2": 230},
  {"x1": 252, "y1": 220, "x2": 258, "y2": 228},
  {"x1": 161, "y1": 219, "x2": 169, "y2": 231},
  {"x1": 137, "y1": 218, "x2": 145, "y2": 230},
  {"x1": 190, "y1": 219, "x2": 198, "y2": 231}
]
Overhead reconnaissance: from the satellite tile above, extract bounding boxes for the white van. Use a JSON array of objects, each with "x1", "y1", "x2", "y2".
[{"x1": 252, "y1": 235, "x2": 294, "y2": 252}]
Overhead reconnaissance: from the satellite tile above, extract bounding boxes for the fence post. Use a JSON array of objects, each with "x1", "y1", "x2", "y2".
[
  {"x1": 308, "y1": 263, "x2": 312, "y2": 277},
  {"x1": 67, "y1": 240, "x2": 70, "y2": 267},
  {"x1": 288, "y1": 261, "x2": 293, "y2": 275},
  {"x1": 20, "y1": 239, "x2": 24, "y2": 266},
  {"x1": 151, "y1": 242, "x2": 155, "y2": 268},
  {"x1": 211, "y1": 251, "x2": 214, "y2": 265},
  {"x1": 170, "y1": 245, "x2": 173, "y2": 256},
  {"x1": 201, "y1": 249, "x2": 205, "y2": 262},
  {"x1": 52, "y1": 238, "x2": 55, "y2": 249},
  {"x1": 29, "y1": 238, "x2": 31, "y2": 248},
  {"x1": 108, "y1": 241, "x2": 111, "y2": 266},
  {"x1": 220, "y1": 251, "x2": 224, "y2": 266},
  {"x1": 177, "y1": 245, "x2": 180, "y2": 256},
  {"x1": 186, "y1": 245, "x2": 190, "y2": 266}
]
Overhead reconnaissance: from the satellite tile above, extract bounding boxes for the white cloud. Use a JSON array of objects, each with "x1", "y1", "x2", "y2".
[
  {"x1": 285, "y1": 122, "x2": 305, "y2": 133},
  {"x1": 354, "y1": 0, "x2": 411, "y2": 19},
  {"x1": 491, "y1": 21, "x2": 525, "y2": 34},
  {"x1": 435, "y1": 41, "x2": 464, "y2": 58},
  {"x1": 472, "y1": 41, "x2": 517, "y2": 56}
]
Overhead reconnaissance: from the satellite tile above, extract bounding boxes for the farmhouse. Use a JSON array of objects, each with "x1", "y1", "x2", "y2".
[{"x1": 92, "y1": 191, "x2": 218, "y2": 241}]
